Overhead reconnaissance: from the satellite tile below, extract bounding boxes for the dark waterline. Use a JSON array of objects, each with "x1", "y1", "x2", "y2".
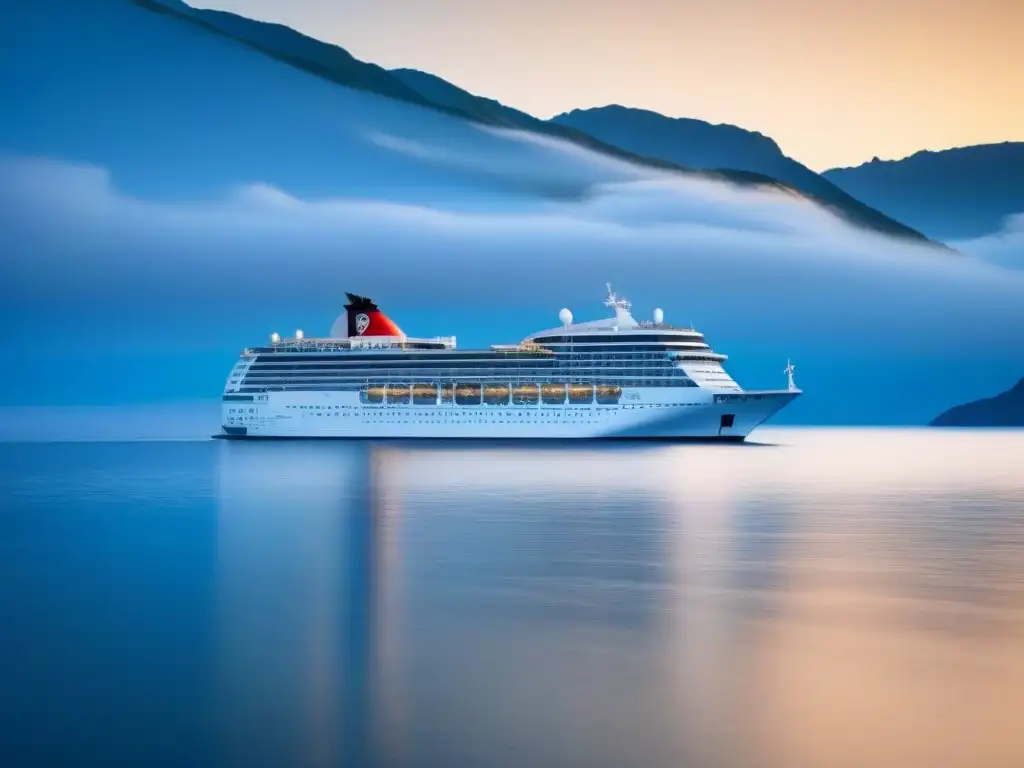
[{"x1": 1, "y1": 429, "x2": 1023, "y2": 768}]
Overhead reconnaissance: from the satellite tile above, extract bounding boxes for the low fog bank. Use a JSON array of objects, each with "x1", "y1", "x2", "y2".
[
  {"x1": 953, "y1": 213, "x2": 1024, "y2": 270},
  {"x1": 2, "y1": 155, "x2": 1023, "y2": 424}
]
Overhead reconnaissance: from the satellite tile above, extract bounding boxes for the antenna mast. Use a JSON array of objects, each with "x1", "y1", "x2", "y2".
[{"x1": 785, "y1": 360, "x2": 797, "y2": 392}]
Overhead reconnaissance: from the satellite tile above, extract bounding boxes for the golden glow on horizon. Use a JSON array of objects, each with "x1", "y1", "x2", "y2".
[{"x1": 192, "y1": 0, "x2": 1022, "y2": 171}]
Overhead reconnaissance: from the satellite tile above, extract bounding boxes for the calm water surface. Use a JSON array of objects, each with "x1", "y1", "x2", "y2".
[{"x1": 1, "y1": 429, "x2": 1023, "y2": 768}]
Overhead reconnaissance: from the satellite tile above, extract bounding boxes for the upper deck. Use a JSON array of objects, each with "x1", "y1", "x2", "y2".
[
  {"x1": 228, "y1": 286, "x2": 752, "y2": 395},
  {"x1": 246, "y1": 335, "x2": 456, "y2": 356},
  {"x1": 243, "y1": 286, "x2": 723, "y2": 364}
]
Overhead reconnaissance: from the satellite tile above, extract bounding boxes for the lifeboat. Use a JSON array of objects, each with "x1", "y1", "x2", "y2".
[
  {"x1": 568, "y1": 384, "x2": 594, "y2": 404},
  {"x1": 541, "y1": 383, "x2": 567, "y2": 404},
  {"x1": 455, "y1": 383, "x2": 482, "y2": 405},
  {"x1": 439, "y1": 383, "x2": 455, "y2": 404},
  {"x1": 386, "y1": 384, "x2": 411, "y2": 404},
  {"x1": 596, "y1": 385, "x2": 623, "y2": 404},
  {"x1": 412, "y1": 383, "x2": 438, "y2": 404},
  {"x1": 361, "y1": 385, "x2": 385, "y2": 404},
  {"x1": 512, "y1": 383, "x2": 540, "y2": 405},
  {"x1": 483, "y1": 384, "x2": 511, "y2": 405}
]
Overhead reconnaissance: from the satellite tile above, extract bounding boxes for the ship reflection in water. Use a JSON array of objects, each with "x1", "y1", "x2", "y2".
[
  {"x1": 210, "y1": 431, "x2": 1024, "y2": 768},
  {"x1": 2, "y1": 430, "x2": 1023, "y2": 767}
]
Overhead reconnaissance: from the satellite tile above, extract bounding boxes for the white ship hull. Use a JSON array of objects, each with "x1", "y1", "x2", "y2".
[{"x1": 221, "y1": 387, "x2": 798, "y2": 440}]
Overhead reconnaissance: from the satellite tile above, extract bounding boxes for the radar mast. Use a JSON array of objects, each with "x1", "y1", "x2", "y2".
[{"x1": 603, "y1": 283, "x2": 631, "y2": 312}]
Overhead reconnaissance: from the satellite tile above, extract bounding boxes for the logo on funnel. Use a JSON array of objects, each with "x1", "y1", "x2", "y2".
[{"x1": 355, "y1": 313, "x2": 370, "y2": 335}]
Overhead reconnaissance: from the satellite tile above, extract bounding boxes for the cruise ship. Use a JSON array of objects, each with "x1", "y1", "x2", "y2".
[{"x1": 220, "y1": 287, "x2": 801, "y2": 440}]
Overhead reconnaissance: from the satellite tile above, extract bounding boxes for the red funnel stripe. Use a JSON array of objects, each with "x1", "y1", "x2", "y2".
[{"x1": 358, "y1": 310, "x2": 403, "y2": 337}]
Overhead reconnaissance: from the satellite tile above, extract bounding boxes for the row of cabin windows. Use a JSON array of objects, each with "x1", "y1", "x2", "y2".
[
  {"x1": 243, "y1": 368, "x2": 695, "y2": 384},
  {"x1": 247, "y1": 350, "x2": 706, "y2": 370},
  {"x1": 671, "y1": 355, "x2": 723, "y2": 364},
  {"x1": 242, "y1": 378, "x2": 695, "y2": 394},
  {"x1": 540, "y1": 344, "x2": 708, "y2": 353},
  {"x1": 250, "y1": 342, "x2": 451, "y2": 354},
  {"x1": 247, "y1": 361, "x2": 558, "y2": 372},
  {"x1": 238, "y1": 378, "x2": 699, "y2": 394},
  {"x1": 244, "y1": 362, "x2": 685, "y2": 378},
  {"x1": 242, "y1": 377, "x2": 698, "y2": 385},
  {"x1": 284, "y1": 403, "x2": 700, "y2": 411},
  {"x1": 248, "y1": 344, "x2": 708, "y2": 365},
  {"x1": 552, "y1": 356, "x2": 679, "y2": 364},
  {"x1": 252, "y1": 352, "x2": 552, "y2": 364},
  {"x1": 531, "y1": 334, "x2": 704, "y2": 345},
  {"x1": 244, "y1": 360, "x2": 706, "y2": 377}
]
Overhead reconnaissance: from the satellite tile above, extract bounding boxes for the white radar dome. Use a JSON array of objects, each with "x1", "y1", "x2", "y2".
[
  {"x1": 558, "y1": 308, "x2": 573, "y2": 326},
  {"x1": 653, "y1": 308, "x2": 664, "y2": 324},
  {"x1": 295, "y1": 329, "x2": 304, "y2": 340},
  {"x1": 270, "y1": 332, "x2": 280, "y2": 344}
]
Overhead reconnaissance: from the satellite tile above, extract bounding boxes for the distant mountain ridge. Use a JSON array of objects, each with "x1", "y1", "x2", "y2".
[
  {"x1": 824, "y1": 143, "x2": 1024, "y2": 240},
  {"x1": 132, "y1": 2, "x2": 781, "y2": 189},
  {"x1": 931, "y1": 377, "x2": 1024, "y2": 427},
  {"x1": 554, "y1": 106, "x2": 785, "y2": 171},
  {"x1": 389, "y1": 68, "x2": 539, "y2": 128},
  {"x1": 387, "y1": 77, "x2": 935, "y2": 243},
  {"x1": 128, "y1": 0, "x2": 936, "y2": 244},
  {"x1": 549, "y1": 105, "x2": 930, "y2": 243},
  {"x1": 134, "y1": 0, "x2": 434, "y2": 106}
]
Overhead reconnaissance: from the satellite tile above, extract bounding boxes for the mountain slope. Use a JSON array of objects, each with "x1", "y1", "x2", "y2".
[
  {"x1": 386, "y1": 69, "x2": 766, "y2": 182},
  {"x1": 390, "y1": 68, "x2": 537, "y2": 127},
  {"x1": 8, "y1": 0, "x2": 908, "y2": 221},
  {"x1": 121, "y1": 1, "x2": 934, "y2": 243},
  {"x1": 931, "y1": 378, "x2": 1024, "y2": 427},
  {"x1": 129, "y1": 2, "x2": 765, "y2": 188},
  {"x1": 0, "y1": 0, "x2": 672, "y2": 204},
  {"x1": 5, "y1": 0, "x2": 936, "y2": 244},
  {"x1": 551, "y1": 106, "x2": 930, "y2": 242},
  {"x1": 824, "y1": 143, "x2": 1024, "y2": 240},
  {"x1": 134, "y1": 0, "x2": 437, "y2": 107}
]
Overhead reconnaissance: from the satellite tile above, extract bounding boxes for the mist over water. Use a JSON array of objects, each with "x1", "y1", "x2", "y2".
[
  {"x1": 954, "y1": 212, "x2": 1024, "y2": 270},
  {"x1": 2, "y1": 431, "x2": 1023, "y2": 767}
]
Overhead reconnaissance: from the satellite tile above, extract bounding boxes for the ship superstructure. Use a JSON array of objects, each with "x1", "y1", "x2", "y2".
[{"x1": 221, "y1": 287, "x2": 800, "y2": 439}]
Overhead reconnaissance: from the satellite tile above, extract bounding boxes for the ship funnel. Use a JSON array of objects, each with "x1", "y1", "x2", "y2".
[{"x1": 343, "y1": 293, "x2": 404, "y2": 338}]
